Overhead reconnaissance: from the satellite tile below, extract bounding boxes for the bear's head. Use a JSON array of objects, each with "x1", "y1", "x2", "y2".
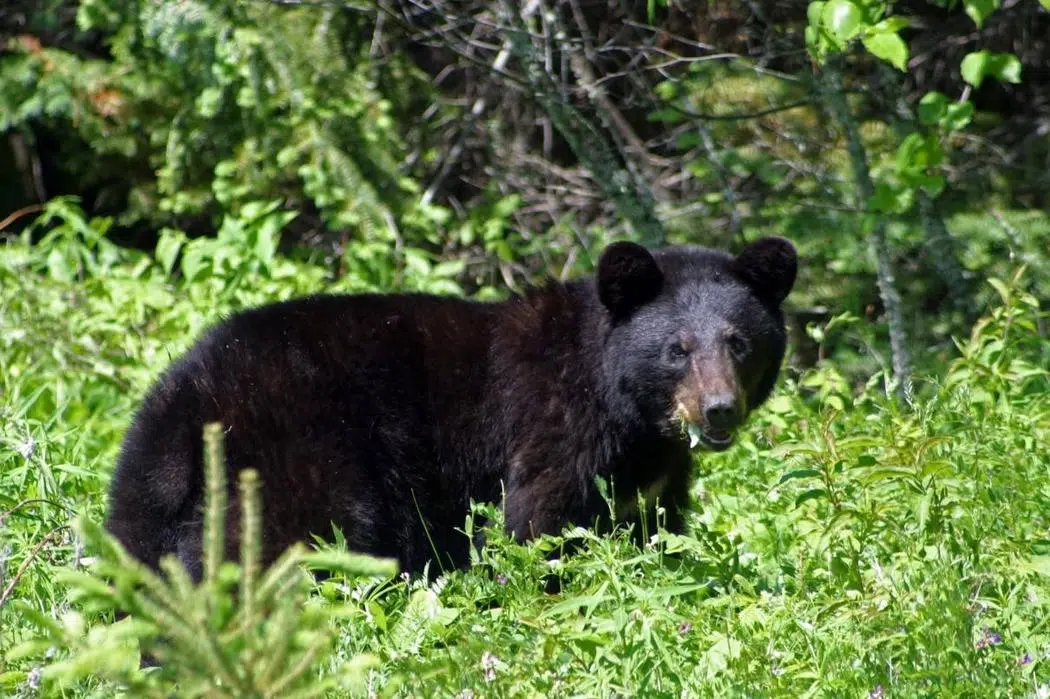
[{"x1": 597, "y1": 237, "x2": 797, "y2": 450}]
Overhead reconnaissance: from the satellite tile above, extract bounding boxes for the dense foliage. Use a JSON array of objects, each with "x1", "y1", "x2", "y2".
[
  {"x1": 0, "y1": 197, "x2": 1048, "y2": 697},
  {"x1": 1, "y1": 0, "x2": 1049, "y2": 696}
]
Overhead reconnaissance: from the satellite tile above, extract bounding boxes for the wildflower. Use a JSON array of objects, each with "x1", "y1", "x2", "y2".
[
  {"x1": 15, "y1": 437, "x2": 35, "y2": 460},
  {"x1": 868, "y1": 685, "x2": 885, "y2": 699},
  {"x1": 26, "y1": 667, "x2": 41, "y2": 690},
  {"x1": 1036, "y1": 684, "x2": 1049, "y2": 699},
  {"x1": 770, "y1": 664, "x2": 784, "y2": 677},
  {"x1": 976, "y1": 628, "x2": 1002, "y2": 650},
  {"x1": 496, "y1": 573, "x2": 508, "y2": 586},
  {"x1": 400, "y1": 571, "x2": 410, "y2": 583},
  {"x1": 481, "y1": 651, "x2": 500, "y2": 682},
  {"x1": 677, "y1": 621, "x2": 692, "y2": 636},
  {"x1": 1018, "y1": 653, "x2": 1033, "y2": 666},
  {"x1": 72, "y1": 536, "x2": 85, "y2": 569}
]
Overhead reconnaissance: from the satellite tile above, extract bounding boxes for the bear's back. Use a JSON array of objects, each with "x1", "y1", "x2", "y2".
[{"x1": 107, "y1": 292, "x2": 508, "y2": 574}]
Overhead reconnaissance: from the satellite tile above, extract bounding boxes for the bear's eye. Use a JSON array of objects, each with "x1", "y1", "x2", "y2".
[
  {"x1": 726, "y1": 332, "x2": 750, "y2": 359},
  {"x1": 666, "y1": 341, "x2": 690, "y2": 364}
]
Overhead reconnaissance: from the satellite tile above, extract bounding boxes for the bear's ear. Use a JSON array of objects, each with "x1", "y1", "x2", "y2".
[
  {"x1": 730, "y1": 236, "x2": 797, "y2": 306},
  {"x1": 597, "y1": 241, "x2": 664, "y2": 319}
]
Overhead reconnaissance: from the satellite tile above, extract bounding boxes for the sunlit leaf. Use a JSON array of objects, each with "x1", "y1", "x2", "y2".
[{"x1": 862, "y1": 31, "x2": 908, "y2": 71}]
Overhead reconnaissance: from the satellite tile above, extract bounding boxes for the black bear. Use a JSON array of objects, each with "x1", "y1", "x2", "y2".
[{"x1": 105, "y1": 237, "x2": 797, "y2": 578}]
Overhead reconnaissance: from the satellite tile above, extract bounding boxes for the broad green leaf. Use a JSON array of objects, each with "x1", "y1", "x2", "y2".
[
  {"x1": 1023, "y1": 556, "x2": 1050, "y2": 577},
  {"x1": 196, "y1": 86, "x2": 223, "y2": 118},
  {"x1": 990, "y1": 53, "x2": 1023, "y2": 83},
  {"x1": 807, "y1": 1, "x2": 826, "y2": 29},
  {"x1": 944, "y1": 101, "x2": 975, "y2": 130},
  {"x1": 1042, "y1": 0, "x2": 1050, "y2": 9},
  {"x1": 703, "y1": 634, "x2": 742, "y2": 677},
  {"x1": 961, "y1": 50, "x2": 1023, "y2": 88},
  {"x1": 961, "y1": 51, "x2": 988, "y2": 87},
  {"x1": 895, "y1": 132, "x2": 925, "y2": 171},
  {"x1": 180, "y1": 241, "x2": 212, "y2": 282},
  {"x1": 816, "y1": 509, "x2": 857, "y2": 555},
  {"x1": 987, "y1": 277, "x2": 1012, "y2": 304},
  {"x1": 823, "y1": 0, "x2": 863, "y2": 42},
  {"x1": 872, "y1": 16, "x2": 910, "y2": 33},
  {"x1": 917, "y1": 92, "x2": 948, "y2": 126},
  {"x1": 918, "y1": 173, "x2": 946, "y2": 197},
  {"x1": 766, "y1": 395, "x2": 796, "y2": 414},
  {"x1": 46, "y1": 247, "x2": 77, "y2": 283},
  {"x1": 963, "y1": 0, "x2": 1000, "y2": 28},
  {"x1": 804, "y1": 25, "x2": 820, "y2": 52},
  {"x1": 862, "y1": 31, "x2": 908, "y2": 70},
  {"x1": 155, "y1": 228, "x2": 186, "y2": 276},
  {"x1": 542, "y1": 592, "x2": 612, "y2": 618},
  {"x1": 869, "y1": 178, "x2": 902, "y2": 210}
]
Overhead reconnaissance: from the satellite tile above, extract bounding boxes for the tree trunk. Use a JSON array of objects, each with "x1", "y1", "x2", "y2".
[{"x1": 822, "y1": 55, "x2": 912, "y2": 397}]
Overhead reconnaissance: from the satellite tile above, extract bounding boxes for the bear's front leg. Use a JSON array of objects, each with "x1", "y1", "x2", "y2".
[{"x1": 501, "y1": 466, "x2": 607, "y2": 544}]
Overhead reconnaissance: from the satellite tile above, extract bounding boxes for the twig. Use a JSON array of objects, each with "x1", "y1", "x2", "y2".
[
  {"x1": 0, "y1": 204, "x2": 46, "y2": 234},
  {"x1": 0, "y1": 527, "x2": 68, "y2": 609}
]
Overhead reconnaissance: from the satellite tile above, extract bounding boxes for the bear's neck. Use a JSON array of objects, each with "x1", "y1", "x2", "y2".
[{"x1": 488, "y1": 278, "x2": 675, "y2": 476}]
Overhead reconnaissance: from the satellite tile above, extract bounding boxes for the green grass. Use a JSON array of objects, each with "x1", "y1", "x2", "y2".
[{"x1": 1, "y1": 203, "x2": 1049, "y2": 698}]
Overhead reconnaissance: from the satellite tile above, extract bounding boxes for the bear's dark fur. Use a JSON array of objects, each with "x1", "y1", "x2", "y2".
[{"x1": 105, "y1": 237, "x2": 797, "y2": 577}]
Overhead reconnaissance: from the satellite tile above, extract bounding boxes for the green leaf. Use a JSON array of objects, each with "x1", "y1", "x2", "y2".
[
  {"x1": 862, "y1": 31, "x2": 908, "y2": 71},
  {"x1": 872, "y1": 16, "x2": 910, "y2": 33},
  {"x1": 919, "y1": 174, "x2": 946, "y2": 197},
  {"x1": 986, "y1": 277, "x2": 1012, "y2": 305},
  {"x1": 944, "y1": 101, "x2": 975, "y2": 130},
  {"x1": 46, "y1": 247, "x2": 77, "y2": 283},
  {"x1": 961, "y1": 50, "x2": 1023, "y2": 88},
  {"x1": 196, "y1": 86, "x2": 223, "y2": 118},
  {"x1": 777, "y1": 468, "x2": 823, "y2": 485},
  {"x1": 766, "y1": 395, "x2": 795, "y2": 414},
  {"x1": 180, "y1": 240, "x2": 212, "y2": 282},
  {"x1": 895, "y1": 132, "x2": 925, "y2": 171},
  {"x1": 795, "y1": 488, "x2": 828, "y2": 507},
  {"x1": 804, "y1": 25, "x2": 820, "y2": 52},
  {"x1": 917, "y1": 92, "x2": 948, "y2": 126},
  {"x1": 807, "y1": 1, "x2": 826, "y2": 29},
  {"x1": 1041, "y1": 0, "x2": 1050, "y2": 9},
  {"x1": 0, "y1": 672, "x2": 27, "y2": 690},
  {"x1": 1022, "y1": 555, "x2": 1050, "y2": 577},
  {"x1": 703, "y1": 634, "x2": 742, "y2": 677},
  {"x1": 822, "y1": 0, "x2": 863, "y2": 42},
  {"x1": 963, "y1": 0, "x2": 1000, "y2": 28},
  {"x1": 155, "y1": 228, "x2": 186, "y2": 276},
  {"x1": 961, "y1": 52, "x2": 988, "y2": 87},
  {"x1": 990, "y1": 53, "x2": 1022, "y2": 83}
]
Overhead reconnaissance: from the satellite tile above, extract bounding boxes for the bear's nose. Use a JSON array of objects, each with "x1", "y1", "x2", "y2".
[{"x1": 703, "y1": 395, "x2": 740, "y2": 430}]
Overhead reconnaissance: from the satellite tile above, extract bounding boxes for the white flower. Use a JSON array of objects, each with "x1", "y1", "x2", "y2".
[
  {"x1": 481, "y1": 651, "x2": 500, "y2": 682},
  {"x1": 15, "y1": 437, "x2": 35, "y2": 460}
]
